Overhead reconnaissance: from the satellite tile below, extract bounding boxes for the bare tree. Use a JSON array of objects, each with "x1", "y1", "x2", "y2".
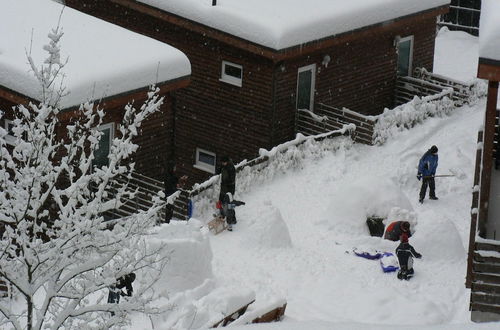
[{"x1": 0, "y1": 24, "x2": 169, "y2": 330}]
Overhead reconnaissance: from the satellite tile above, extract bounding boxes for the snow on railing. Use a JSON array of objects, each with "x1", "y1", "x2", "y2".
[
  {"x1": 180, "y1": 126, "x2": 354, "y2": 219},
  {"x1": 371, "y1": 89, "x2": 455, "y2": 145}
]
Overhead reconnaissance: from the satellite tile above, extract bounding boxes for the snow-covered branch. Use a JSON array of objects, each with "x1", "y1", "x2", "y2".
[{"x1": 0, "y1": 27, "x2": 168, "y2": 330}]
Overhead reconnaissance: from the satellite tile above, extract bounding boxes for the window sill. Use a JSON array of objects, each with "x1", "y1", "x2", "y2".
[
  {"x1": 193, "y1": 163, "x2": 216, "y2": 174},
  {"x1": 219, "y1": 77, "x2": 242, "y2": 87}
]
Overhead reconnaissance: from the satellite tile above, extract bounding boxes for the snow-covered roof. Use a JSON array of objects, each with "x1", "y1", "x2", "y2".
[
  {"x1": 137, "y1": 0, "x2": 450, "y2": 50},
  {"x1": 478, "y1": 0, "x2": 500, "y2": 62},
  {"x1": 0, "y1": 0, "x2": 191, "y2": 109}
]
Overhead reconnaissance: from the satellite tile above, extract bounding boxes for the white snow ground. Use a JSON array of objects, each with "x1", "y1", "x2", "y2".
[
  {"x1": 181, "y1": 28, "x2": 496, "y2": 329},
  {"x1": 128, "y1": 28, "x2": 498, "y2": 329}
]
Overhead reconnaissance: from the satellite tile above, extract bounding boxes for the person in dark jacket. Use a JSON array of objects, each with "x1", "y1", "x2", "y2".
[
  {"x1": 384, "y1": 221, "x2": 412, "y2": 241},
  {"x1": 108, "y1": 273, "x2": 136, "y2": 305},
  {"x1": 164, "y1": 161, "x2": 187, "y2": 223},
  {"x1": 220, "y1": 192, "x2": 245, "y2": 231},
  {"x1": 417, "y1": 145, "x2": 439, "y2": 204},
  {"x1": 396, "y1": 234, "x2": 422, "y2": 280},
  {"x1": 217, "y1": 155, "x2": 236, "y2": 202}
]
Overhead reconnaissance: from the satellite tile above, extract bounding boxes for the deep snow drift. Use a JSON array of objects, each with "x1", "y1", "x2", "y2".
[{"x1": 131, "y1": 28, "x2": 498, "y2": 329}]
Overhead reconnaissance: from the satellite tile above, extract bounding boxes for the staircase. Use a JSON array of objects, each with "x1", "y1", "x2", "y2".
[
  {"x1": 97, "y1": 171, "x2": 167, "y2": 220},
  {"x1": 470, "y1": 240, "x2": 500, "y2": 321}
]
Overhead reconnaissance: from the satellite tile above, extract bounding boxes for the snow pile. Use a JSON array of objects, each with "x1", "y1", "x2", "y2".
[
  {"x1": 142, "y1": 220, "x2": 260, "y2": 329},
  {"x1": 413, "y1": 217, "x2": 465, "y2": 262},
  {"x1": 153, "y1": 282, "x2": 255, "y2": 329},
  {"x1": 434, "y1": 27, "x2": 480, "y2": 82},
  {"x1": 147, "y1": 220, "x2": 214, "y2": 296},
  {"x1": 319, "y1": 175, "x2": 414, "y2": 235},
  {"x1": 0, "y1": 0, "x2": 190, "y2": 108},
  {"x1": 478, "y1": 0, "x2": 500, "y2": 61},
  {"x1": 137, "y1": 0, "x2": 449, "y2": 50},
  {"x1": 241, "y1": 201, "x2": 293, "y2": 249}
]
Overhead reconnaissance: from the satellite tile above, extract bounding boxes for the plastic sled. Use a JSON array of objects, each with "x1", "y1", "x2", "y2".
[
  {"x1": 380, "y1": 252, "x2": 399, "y2": 272},
  {"x1": 353, "y1": 248, "x2": 383, "y2": 260}
]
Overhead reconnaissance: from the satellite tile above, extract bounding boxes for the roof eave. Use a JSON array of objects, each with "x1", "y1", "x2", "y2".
[
  {"x1": 1, "y1": 75, "x2": 190, "y2": 113},
  {"x1": 116, "y1": 0, "x2": 448, "y2": 61},
  {"x1": 478, "y1": 58, "x2": 500, "y2": 81}
]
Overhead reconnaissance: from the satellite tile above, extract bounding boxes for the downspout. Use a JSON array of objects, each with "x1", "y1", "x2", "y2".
[
  {"x1": 270, "y1": 61, "x2": 281, "y2": 148},
  {"x1": 171, "y1": 92, "x2": 177, "y2": 163}
]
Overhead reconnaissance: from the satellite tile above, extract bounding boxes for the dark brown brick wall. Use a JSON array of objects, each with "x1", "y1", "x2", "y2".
[
  {"x1": 1, "y1": 91, "x2": 174, "y2": 182},
  {"x1": 83, "y1": 94, "x2": 175, "y2": 181},
  {"x1": 65, "y1": 0, "x2": 438, "y2": 184},
  {"x1": 271, "y1": 16, "x2": 437, "y2": 145},
  {"x1": 66, "y1": 0, "x2": 275, "y2": 184}
]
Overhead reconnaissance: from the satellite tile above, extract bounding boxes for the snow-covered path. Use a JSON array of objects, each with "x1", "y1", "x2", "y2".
[
  {"x1": 207, "y1": 100, "x2": 484, "y2": 327},
  {"x1": 130, "y1": 28, "x2": 498, "y2": 329}
]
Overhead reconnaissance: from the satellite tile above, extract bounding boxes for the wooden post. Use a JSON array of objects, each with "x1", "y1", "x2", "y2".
[{"x1": 478, "y1": 81, "x2": 499, "y2": 237}]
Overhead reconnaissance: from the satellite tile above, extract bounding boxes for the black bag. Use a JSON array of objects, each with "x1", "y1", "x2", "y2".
[{"x1": 366, "y1": 216, "x2": 385, "y2": 237}]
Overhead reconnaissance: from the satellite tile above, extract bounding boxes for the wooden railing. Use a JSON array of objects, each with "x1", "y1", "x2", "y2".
[
  {"x1": 99, "y1": 171, "x2": 166, "y2": 220},
  {"x1": 172, "y1": 128, "x2": 352, "y2": 220},
  {"x1": 394, "y1": 75, "x2": 452, "y2": 106},
  {"x1": 297, "y1": 104, "x2": 375, "y2": 145},
  {"x1": 467, "y1": 125, "x2": 500, "y2": 320},
  {"x1": 466, "y1": 130, "x2": 483, "y2": 288},
  {"x1": 414, "y1": 67, "x2": 484, "y2": 105}
]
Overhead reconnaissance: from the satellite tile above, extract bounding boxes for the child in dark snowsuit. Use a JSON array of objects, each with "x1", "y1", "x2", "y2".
[
  {"x1": 220, "y1": 192, "x2": 245, "y2": 231},
  {"x1": 108, "y1": 273, "x2": 136, "y2": 305},
  {"x1": 396, "y1": 235, "x2": 422, "y2": 280}
]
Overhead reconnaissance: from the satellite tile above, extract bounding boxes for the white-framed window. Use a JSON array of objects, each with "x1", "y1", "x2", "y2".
[
  {"x1": 194, "y1": 148, "x2": 216, "y2": 174},
  {"x1": 397, "y1": 35, "x2": 414, "y2": 76},
  {"x1": 220, "y1": 60, "x2": 243, "y2": 87},
  {"x1": 4, "y1": 119, "x2": 16, "y2": 146},
  {"x1": 93, "y1": 122, "x2": 115, "y2": 168},
  {"x1": 296, "y1": 64, "x2": 316, "y2": 111}
]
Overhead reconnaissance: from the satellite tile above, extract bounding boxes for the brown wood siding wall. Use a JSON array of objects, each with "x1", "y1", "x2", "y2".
[{"x1": 66, "y1": 0, "x2": 438, "y2": 183}]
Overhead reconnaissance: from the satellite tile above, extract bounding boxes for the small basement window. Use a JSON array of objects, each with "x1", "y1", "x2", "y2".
[
  {"x1": 220, "y1": 60, "x2": 243, "y2": 87},
  {"x1": 194, "y1": 148, "x2": 216, "y2": 173}
]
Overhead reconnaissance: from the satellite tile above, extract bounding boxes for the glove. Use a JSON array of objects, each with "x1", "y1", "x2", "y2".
[
  {"x1": 417, "y1": 173, "x2": 422, "y2": 181},
  {"x1": 415, "y1": 253, "x2": 422, "y2": 259}
]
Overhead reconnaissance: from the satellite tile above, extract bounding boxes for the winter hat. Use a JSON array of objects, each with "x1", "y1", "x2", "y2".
[
  {"x1": 220, "y1": 155, "x2": 229, "y2": 163},
  {"x1": 400, "y1": 233, "x2": 409, "y2": 243},
  {"x1": 430, "y1": 145, "x2": 438, "y2": 154}
]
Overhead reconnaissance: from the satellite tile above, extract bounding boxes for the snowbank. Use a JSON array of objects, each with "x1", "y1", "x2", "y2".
[
  {"x1": 153, "y1": 283, "x2": 255, "y2": 329},
  {"x1": 320, "y1": 175, "x2": 414, "y2": 236},
  {"x1": 478, "y1": 0, "x2": 500, "y2": 61},
  {"x1": 147, "y1": 220, "x2": 213, "y2": 295},
  {"x1": 137, "y1": 0, "x2": 449, "y2": 50},
  {"x1": 241, "y1": 201, "x2": 293, "y2": 249}
]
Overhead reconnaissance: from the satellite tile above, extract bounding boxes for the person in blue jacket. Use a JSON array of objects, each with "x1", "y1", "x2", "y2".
[{"x1": 417, "y1": 145, "x2": 439, "y2": 204}]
